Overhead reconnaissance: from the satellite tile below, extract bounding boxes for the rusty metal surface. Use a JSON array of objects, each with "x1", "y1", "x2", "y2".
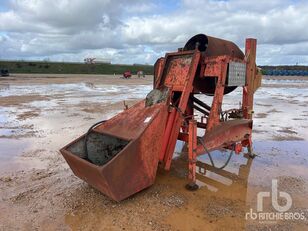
[
  {"x1": 242, "y1": 39, "x2": 257, "y2": 120},
  {"x1": 188, "y1": 120, "x2": 197, "y2": 183},
  {"x1": 94, "y1": 100, "x2": 164, "y2": 140},
  {"x1": 60, "y1": 33, "x2": 260, "y2": 201},
  {"x1": 156, "y1": 50, "x2": 197, "y2": 90},
  {"x1": 163, "y1": 54, "x2": 193, "y2": 90},
  {"x1": 184, "y1": 34, "x2": 245, "y2": 95},
  {"x1": 196, "y1": 119, "x2": 253, "y2": 155},
  {"x1": 159, "y1": 51, "x2": 201, "y2": 170},
  {"x1": 60, "y1": 101, "x2": 168, "y2": 201},
  {"x1": 184, "y1": 34, "x2": 244, "y2": 59},
  {"x1": 206, "y1": 57, "x2": 228, "y2": 131},
  {"x1": 253, "y1": 68, "x2": 262, "y2": 93},
  {"x1": 154, "y1": 58, "x2": 164, "y2": 89}
]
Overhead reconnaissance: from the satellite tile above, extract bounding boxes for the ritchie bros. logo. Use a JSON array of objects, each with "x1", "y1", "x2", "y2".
[{"x1": 245, "y1": 179, "x2": 306, "y2": 223}]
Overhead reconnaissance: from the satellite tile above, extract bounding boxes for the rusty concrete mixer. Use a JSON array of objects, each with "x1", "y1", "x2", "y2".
[{"x1": 60, "y1": 34, "x2": 262, "y2": 201}]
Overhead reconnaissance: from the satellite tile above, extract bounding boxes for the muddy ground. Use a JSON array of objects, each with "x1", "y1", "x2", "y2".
[{"x1": 0, "y1": 74, "x2": 308, "y2": 231}]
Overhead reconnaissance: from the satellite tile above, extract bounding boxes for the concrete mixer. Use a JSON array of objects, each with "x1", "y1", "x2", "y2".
[{"x1": 60, "y1": 34, "x2": 262, "y2": 201}]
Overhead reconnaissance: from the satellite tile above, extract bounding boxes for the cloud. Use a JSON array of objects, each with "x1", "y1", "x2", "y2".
[{"x1": 0, "y1": 0, "x2": 308, "y2": 65}]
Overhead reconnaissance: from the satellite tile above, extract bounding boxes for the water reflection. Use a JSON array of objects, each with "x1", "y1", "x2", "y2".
[
  {"x1": 196, "y1": 153, "x2": 253, "y2": 193},
  {"x1": 0, "y1": 84, "x2": 10, "y2": 90}
]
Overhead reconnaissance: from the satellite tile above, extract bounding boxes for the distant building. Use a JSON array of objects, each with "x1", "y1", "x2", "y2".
[
  {"x1": 95, "y1": 58, "x2": 111, "y2": 64},
  {"x1": 133, "y1": 63, "x2": 151, "y2": 66},
  {"x1": 84, "y1": 57, "x2": 111, "y2": 64}
]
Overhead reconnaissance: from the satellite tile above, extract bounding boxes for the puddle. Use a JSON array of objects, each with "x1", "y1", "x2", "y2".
[
  {"x1": 196, "y1": 140, "x2": 308, "y2": 186},
  {"x1": 0, "y1": 108, "x2": 124, "y2": 176},
  {"x1": 0, "y1": 84, "x2": 10, "y2": 91},
  {"x1": 1, "y1": 76, "x2": 308, "y2": 230},
  {"x1": 160, "y1": 140, "x2": 308, "y2": 230},
  {"x1": 0, "y1": 128, "x2": 24, "y2": 136},
  {"x1": 0, "y1": 138, "x2": 31, "y2": 160},
  {"x1": 0, "y1": 138, "x2": 35, "y2": 174},
  {"x1": 194, "y1": 79, "x2": 308, "y2": 141},
  {"x1": 0, "y1": 82, "x2": 151, "y2": 99},
  {"x1": 63, "y1": 140, "x2": 308, "y2": 230},
  {"x1": 0, "y1": 82, "x2": 151, "y2": 175}
]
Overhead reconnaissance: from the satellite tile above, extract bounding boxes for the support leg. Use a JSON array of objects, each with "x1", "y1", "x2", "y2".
[
  {"x1": 186, "y1": 120, "x2": 199, "y2": 191},
  {"x1": 246, "y1": 136, "x2": 256, "y2": 159}
]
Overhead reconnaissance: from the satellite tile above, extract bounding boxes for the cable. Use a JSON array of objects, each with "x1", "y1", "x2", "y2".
[
  {"x1": 170, "y1": 104, "x2": 190, "y2": 127},
  {"x1": 83, "y1": 120, "x2": 107, "y2": 159},
  {"x1": 198, "y1": 137, "x2": 234, "y2": 169}
]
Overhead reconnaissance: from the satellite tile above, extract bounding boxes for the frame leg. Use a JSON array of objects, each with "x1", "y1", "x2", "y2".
[
  {"x1": 186, "y1": 120, "x2": 199, "y2": 191},
  {"x1": 246, "y1": 136, "x2": 256, "y2": 158}
]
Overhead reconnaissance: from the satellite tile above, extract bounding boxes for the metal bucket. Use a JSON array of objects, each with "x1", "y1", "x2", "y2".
[{"x1": 60, "y1": 100, "x2": 168, "y2": 201}]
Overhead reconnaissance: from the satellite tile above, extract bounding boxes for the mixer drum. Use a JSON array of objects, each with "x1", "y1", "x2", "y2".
[{"x1": 184, "y1": 34, "x2": 245, "y2": 95}]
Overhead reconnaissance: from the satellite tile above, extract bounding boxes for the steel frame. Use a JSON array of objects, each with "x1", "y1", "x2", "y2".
[
  {"x1": 60, "y1": 35, "x2": 261, "y2": 201},
  {"x1": 156, "y1": 38, "x2": 260, "y2": 187}
]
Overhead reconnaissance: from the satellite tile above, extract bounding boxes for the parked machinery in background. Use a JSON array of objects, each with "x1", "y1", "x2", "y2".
[
  {"x1": 137, "y1": 70, "x2": 145, "y2": 78},
  {"x1": 123, "y1": 70, "x2": 132, "y2": 79},
  {"x1": 0, "y1": 69, "x2": 9, "y2": 77}
]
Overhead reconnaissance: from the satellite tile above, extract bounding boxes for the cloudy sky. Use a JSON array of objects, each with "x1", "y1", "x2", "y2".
[{"x1": 0, "y1": 0, "x2": 308, "y2": 65}]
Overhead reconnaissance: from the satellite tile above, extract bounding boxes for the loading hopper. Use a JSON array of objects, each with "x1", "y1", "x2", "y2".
[{"x1": 60, "y1": 100, "x2": 168, "y2": 201}]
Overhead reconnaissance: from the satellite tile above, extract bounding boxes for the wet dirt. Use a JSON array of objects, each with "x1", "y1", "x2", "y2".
[{"x1": 0, "y1": 74, "x2": 308, "y2": 230}]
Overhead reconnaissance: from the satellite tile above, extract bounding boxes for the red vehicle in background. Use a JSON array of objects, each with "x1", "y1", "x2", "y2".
[{"x1": 123, "y1": 70, "x2": 132, "y2": 78}]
